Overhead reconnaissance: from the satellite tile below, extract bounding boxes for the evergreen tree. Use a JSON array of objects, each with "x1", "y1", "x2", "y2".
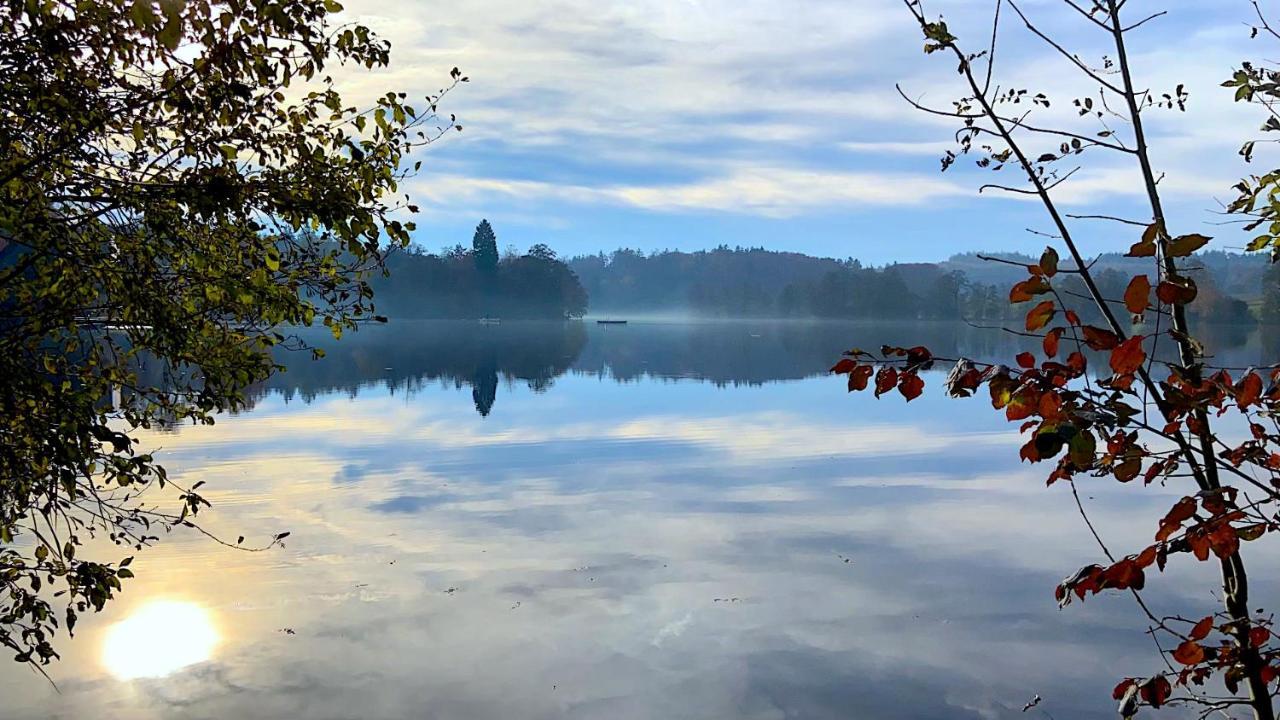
[{"x1": 472, "y1": 219, "x2": 499, "y2": 278}]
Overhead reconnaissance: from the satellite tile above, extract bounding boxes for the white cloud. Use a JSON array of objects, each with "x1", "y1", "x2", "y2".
[
  {"x1": 411, "y1": 166, "x2": 970, "y2": 216},
  {"x1": 318, "y1": 0, "x2": 1270, "y2": 234}
]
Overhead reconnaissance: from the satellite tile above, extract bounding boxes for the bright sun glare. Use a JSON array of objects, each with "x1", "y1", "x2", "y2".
[{"x1": 101, "y1": 600, "x2": 219, "y2": 680}]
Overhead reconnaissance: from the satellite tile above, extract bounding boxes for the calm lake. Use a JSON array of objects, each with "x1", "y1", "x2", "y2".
[{"x1": 5, "y1": 320, "x2": 1280, "y2": 719}]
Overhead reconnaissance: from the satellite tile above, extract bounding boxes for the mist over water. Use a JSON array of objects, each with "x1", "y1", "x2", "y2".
[{"x1": 4, "y1": 320, "x2": 1276, "y2": 720}]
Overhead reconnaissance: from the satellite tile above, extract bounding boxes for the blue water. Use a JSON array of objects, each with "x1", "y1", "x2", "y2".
[{"x1": 4, "y1": 320, "x2": 1274, "y2": 719}]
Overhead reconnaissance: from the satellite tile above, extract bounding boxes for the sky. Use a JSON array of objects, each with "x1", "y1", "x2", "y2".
[{"x1": 334, "y1": 0, "x2": 1274, "y2": 264}]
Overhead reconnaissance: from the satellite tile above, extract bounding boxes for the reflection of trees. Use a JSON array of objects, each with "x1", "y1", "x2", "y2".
[
  {"x1": 242, "y1": 320, "x2": 1265, "y2": 416},
  {"x1": 248, "y1": 320, "x2": 588, "y2": 416}
]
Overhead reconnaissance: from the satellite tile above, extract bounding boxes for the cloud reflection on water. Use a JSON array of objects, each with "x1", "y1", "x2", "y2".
[{"x1": 5, "y1": 321, "x2": 1277, "y2": 719}]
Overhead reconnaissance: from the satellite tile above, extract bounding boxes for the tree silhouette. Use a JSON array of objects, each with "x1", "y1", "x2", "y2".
[{"x1": 472, "y1": 219, "x2": 499, "y2": 279}]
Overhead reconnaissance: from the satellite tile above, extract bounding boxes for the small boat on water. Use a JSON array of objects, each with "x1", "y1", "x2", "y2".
[
  {"x1": 478, "y1": 317, "x2": 501, "y2": 325},
  {"x1": 596, "y1": 319, "x2": 627, "y2": 325}
]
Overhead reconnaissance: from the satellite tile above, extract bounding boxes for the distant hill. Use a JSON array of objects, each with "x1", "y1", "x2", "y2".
[{"x1": 565, "y1": 246, "x2": 1276, "y2": 324}]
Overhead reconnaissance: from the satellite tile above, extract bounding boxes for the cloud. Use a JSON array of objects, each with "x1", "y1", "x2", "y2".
[{"x1": 412, "y1": 166, "x2": 970, "y2": 217}]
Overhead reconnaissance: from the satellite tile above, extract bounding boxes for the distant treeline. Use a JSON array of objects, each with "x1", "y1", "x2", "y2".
[
  {"x1": 370, "y1": 220, "x2": 588, "y2": 320},
  {"x1": 568, "y1": 247, "x2": 1276, "y2": 324}
]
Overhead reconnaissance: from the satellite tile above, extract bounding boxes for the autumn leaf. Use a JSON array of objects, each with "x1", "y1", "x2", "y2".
[
  {"x1": 830, "y1": 358, "x2": 856, "y2": 374},
  {"x1": 1113, "y1": 458, "x2": 1141, "y2": 482},
  {"x1": 1237, "y1": 372, "x2": 1263, "y2": 408},
  {"x1": 1043, "y1": 327, "x2": 1063, "y2": 358},
  {"x1": 1140, "y1": 676, "x2": 1172, "y2": 708},
  {"x1": 1025, "y1": 300, "x2": 1055, "y2": 331},
  {"x1": 874, "y1": 366, "x2": 898, "y2": 398},
  {"x1": 897, "y1": 372, "x2": 924, "y2": 401},
  {"x1": 1016, "y1": 351, "x2": 1035, "y2": 369},
  {"x1": 1123, "y1": 275, "x2": 1150, "y2": 314},
  {"x1": 1009, "y1": 276, "x2": 1051, "y2": 303},
  {"x1": 1039, "y1": 246, "x2": 1059, "y2": 277},
  {"x1": 1127, "y1": 221, "x2": 1162, "y2": 257},
  {"x1": 1168, "y1": 233, "x2": 1210, "y2": 257},
  {"x1": 1189, "y1": 616, "x2": 1214, "y2": 641},
  {"x1": 1109, "y1": 335, "x2": 1146, "y2": 375},
  {"x1": 1156, "y1": 278, "x2": 1197, "y2": 305},
  {"x1": 1172, "y1": 640, "x2": 1205, "y2": 666},
  {"x1": 848, "y1": 365, "x2": 873, "y2": 392},
  {"x1": 1082, "y1": 325, "x2": 1120, "y2": 350},
  {"x1": 1127, "y1": 239, "x2": 1156, "y2": 257}
]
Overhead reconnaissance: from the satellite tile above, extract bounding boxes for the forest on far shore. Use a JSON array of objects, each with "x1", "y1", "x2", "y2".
[
  {"x1": 369, "y1": 222, "x2": 1279, "y2": 324},
  {"x1": 568, "y1": 246, "x2": 1275, "y2": 324}
]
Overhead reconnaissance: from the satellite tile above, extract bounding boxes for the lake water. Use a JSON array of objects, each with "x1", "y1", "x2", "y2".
[{"x1": 4, "y1": 320, "x2": 1279, "y2": 719}]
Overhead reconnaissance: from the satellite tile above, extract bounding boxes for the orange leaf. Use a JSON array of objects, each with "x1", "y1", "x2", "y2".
[
  {"x1": 1172, "y1": 640, "x2": 1205, "y2": 666},
  {"x1": 1189, "y1": 616, "x2": 1214, "y2": 641},
  {"x1": 1109, "y1": 335, "x2": 1146, "y2": 375},
  {"x1": 1124, "y1": 275, "x2": 1151, "y2": 314},
  {"x1": 1025, "y1": 300, "x2": 1055, "y2": 331},
  {"x1": 1043, "y1": 327, "x2": 1063, "y2": 357},
  {"x1": 1009, "y1": 276, "x2": 1051, "y2": 303}
]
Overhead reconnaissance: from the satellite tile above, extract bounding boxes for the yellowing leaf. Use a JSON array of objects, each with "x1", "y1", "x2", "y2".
[
  {"x1": 1025, "y1": 300, "x2": 1055, "y2": 331},
  {"x1": 1168, "y1": 233, "x2": 1211, "y2": 257}
]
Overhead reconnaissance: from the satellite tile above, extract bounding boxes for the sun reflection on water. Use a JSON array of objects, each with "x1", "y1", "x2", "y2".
[{"x1": 101, "y1": 600, "x2": 219, "y2": 680}]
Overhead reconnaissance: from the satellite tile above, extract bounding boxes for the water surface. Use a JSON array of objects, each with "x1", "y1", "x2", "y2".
[{"x1": 5, "y1": 320, "x2": 1278, "y2": 720}]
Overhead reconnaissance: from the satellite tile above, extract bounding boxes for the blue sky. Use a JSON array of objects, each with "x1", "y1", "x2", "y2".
[{"x1": 337, "y1": 0, "x2": 1272, "y2": 264}]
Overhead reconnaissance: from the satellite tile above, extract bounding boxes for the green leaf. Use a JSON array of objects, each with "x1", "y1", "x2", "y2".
[{"x1": 130, "y1": 0, "x2": 158, "y2": 27}]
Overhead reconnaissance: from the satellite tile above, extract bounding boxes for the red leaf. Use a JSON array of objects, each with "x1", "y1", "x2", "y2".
[
  {"x1": 847, "y1": 365, "x2": 873, "y2": 392},
  {"x1": 1135, "y1": 545, "x2": 1158, "y2": 569},
  {"x1": 1237, "y1": 372, "x2": 1263, "y2": 408},
  {"x1": 1156, "y1": 279, "x2": 1197, "y2": 305},
  {"x1": 1025, "y1": 300, "x2": 1055, "y2": 331},
  {"x1": 1124, "y1": 275, "x2": 1151, "y2": 314},
  {"x1": 1251, "y1": 626, "x2": 1270, "y2": 647},
  {"x1": 897, "y1": 372, "x2": 924, "y2": 401},
  {"x1": 1166, "y1": 497, "x2": 1198, "y2": 523},
  {"x1": 1109, "y1": 335, "x2": 1146, "y2": 375},
  {"x1": 1172, "y1": 640, "x2": 1205, "y2": 666},
  {"x1": 830, "y1": 358, "x2": 856, "y2": 374},
  {"x1": 1065, "y1": 310, "x2": 1080, "y2": 326},
  {"x1": 874, "y1": 366, "x2": 897, "y2": 398},
  {"x1": 1042, "y1": 327, "x2": 1063, "y2": 358},
  {"x1": 1140, "y1": 676, "x2": 1172, "y2": 708},
  {"x1": 1189, "y1": 616, "x2": 1214, "y2": 641},
  {"x1": 1082, "y1": 326, "x2": 1120, "y2": 350},
  {"x1": 1016, "y1": 351, "x2": 1036, "y2": 369}
]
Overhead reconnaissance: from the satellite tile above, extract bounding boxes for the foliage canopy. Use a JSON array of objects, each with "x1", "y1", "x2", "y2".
[{"x1": 0, "y1": 0, "x2": 458, "y2": 668}]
